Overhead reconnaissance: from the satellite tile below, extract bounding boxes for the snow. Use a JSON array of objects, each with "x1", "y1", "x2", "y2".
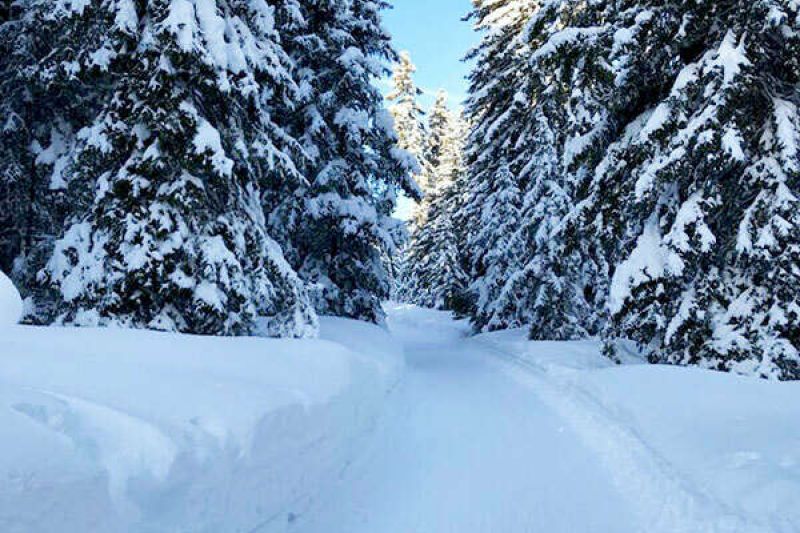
[
  {"x1": 707, "y1": 31, "x2": 751, "y2": 85},
  {"x1": 296, "y1": 305, "x2": 639, "y2": 533},
  {"x1": 163, "y1": 0, "x2": 196, "y2": 53},
  {"x1": 2, "y1": 304, "x2": 799, "y2": 532},
  {"x1": 0, "y1": 272, "x2": 22, "y2": 326},
  {"x1": 193, "y1": 118, "x2": 234, "y2": 177},
  {"x1": 532, "y1": 26, "x2": 609, "y2": 61},
  {"x1": 722, "y1": 126, "x2": 747, "y2": 161},
  {"x1": 608, "y1": 217, "x2": 671, "y2": 314},
  {"x1": 0, "y1": 317, "x2": 401, "y2": 532},
  {"x1": 774, "y1": 97, "x2": 799, "y2": 170},
  {"x1": 297, "y1": 306, "x2": 800, "y2": 533},
  {"x1": 476, "y1": 323, "x2": 800, "y2": 533}
]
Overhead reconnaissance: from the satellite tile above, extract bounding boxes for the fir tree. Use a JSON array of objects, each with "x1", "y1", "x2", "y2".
[
  {"x1": 399, "y1": 104, "x2": 469, "y2": 310},
  {"x1": 386, "y1": 50, "x2": 428, "y2": 234},
  {"x1": 467, "y1": 161, "x2": 524, "y2": 331},
  {"x1": 424, "y1": 91, "x2": 451, "y2": 191},
  {"x1": 459, "y1": 0, "x2": 595, "y2": 334},
  {"x1": 38, "y1": 0, "x2": 317, "y2": 337},
  {"x1": 0, "y1": 1, "x2": 90, "y2": 289},
  {"x1": 387, "y1": 51, "x2": 427, "y2": 189},
  {"x1": 282, "y1": 0, "x2": 420, "y2": 324},
  {"x1": 512, "y1": 0, "x2": 800, "y2": 378},
  {"x1": 587, "y1": 3, "x2": 800, "y2": 379}
]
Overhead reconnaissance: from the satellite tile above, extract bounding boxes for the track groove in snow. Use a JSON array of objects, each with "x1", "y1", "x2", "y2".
[
  {"x1": 479, "y1": 339, "x2": 768, "y2": 533},
  {"x1": 296, "y1": 306, "x2": 641, "y2": 533}
]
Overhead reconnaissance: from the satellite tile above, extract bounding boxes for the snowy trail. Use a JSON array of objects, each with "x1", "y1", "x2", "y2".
[{"x1": 294, "y1": 306, "x2": 640, "y2": 533}]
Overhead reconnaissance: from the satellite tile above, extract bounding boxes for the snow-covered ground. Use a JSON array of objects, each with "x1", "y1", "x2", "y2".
[
  {"x1": 476, "y1": 330, "x2": 800, "y2": 533},
  {"x1": 0, "y1": 315, "x2": 402, "y2": 532},
  {"x1": 1, "y1": 301, "x2": 798, "y2": 532},
  {"x1": 299, "y1": 305, "x2": 800, "y2": 533}
]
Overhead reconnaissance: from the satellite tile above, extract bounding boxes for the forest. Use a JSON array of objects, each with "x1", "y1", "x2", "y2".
[
  {"x1": 0, "y1": 2, "x2": 799, "y2": 531},
  {"x1": 3, "y1": 0, "x2": 799, "y2": 380}
]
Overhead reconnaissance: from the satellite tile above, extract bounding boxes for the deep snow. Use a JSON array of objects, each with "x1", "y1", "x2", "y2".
[
  {"x1": 1, "y1": 303, "x2": 798, "y2": 532},
  {"x1": 0, "y1": 271, "x2": 22, "y2": 326},
  {"x1": 0, "y1": 316, "x2": 401, "y2": 532}
]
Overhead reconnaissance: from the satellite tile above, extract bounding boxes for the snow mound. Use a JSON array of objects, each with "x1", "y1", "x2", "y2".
[
  {"x1": 0, "y1": 317, "x2": 402, "y2": 533},
  {"x1": 0, "y1": 272, "x2": 22, "y2": 326},
  {"x1": 479, "y1": 328, "x2": 800, "y2": 532}
]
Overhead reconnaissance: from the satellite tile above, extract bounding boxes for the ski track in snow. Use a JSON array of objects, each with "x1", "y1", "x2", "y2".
[
  {"x1": 295, "y1": 305, "x2": 772, "y2": 533},
  {"x1": 478, "y1": 341, "x2": 769, "y2": 533}
]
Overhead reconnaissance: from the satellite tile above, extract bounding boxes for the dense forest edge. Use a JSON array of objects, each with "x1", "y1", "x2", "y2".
[{"x1": 2, "y1": 0, "x2": 800, "y2": 380}]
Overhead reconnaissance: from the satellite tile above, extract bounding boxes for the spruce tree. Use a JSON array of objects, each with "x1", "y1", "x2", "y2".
[
  {"x1": 0, "y1": 1, "x2": 91, "y2": 288},
  {"x1": 460, "y1": 0, "x2": 595, "y2": 334},
  {"x1": 586, "y1": 3, "x2": 800, "y2": 379},
  {"x1": 387, "y1": 51, "x2": 427, "y2": 186},
  {"x1": 467, "y1": 162, "x2": 525, "y2": 331},
  {"x1": 424, "y1": 91, "x2": 451, "y2": 191},
  {"x1": 38, "y1": 0, "x2": 317, "y2": 337},
  {"x1": 0, "y1": 2, "x2": 35, "y2": 275},
  {"x1": 386, "y1": 50, "x2": 428, "y2": 234},
  {"x1": 512, "y1": 0, "x2": 800, "y2": 378},
  {"x1": 399, "y1": 104, "x2": 469, "y2": 310},
  {"x1": 282, "y1": 0, "x2": 420, "y2": 324}
]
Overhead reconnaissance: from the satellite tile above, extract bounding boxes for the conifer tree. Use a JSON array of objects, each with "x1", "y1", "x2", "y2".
[
  {"x1": 0, "y1": 1, "x2": 89, "y2": 286},
  {"x1": 467, "y1": 162, "x2": 525, "y2": 331},
  {"x1": 424, "y1": 91, "x2": 452, "y2": 191},
  {"x1": 399, "y1": 105, "x2": 469, "y2": 310},
  {"x1": 282, "y1": 0, "x2": 420, "y2": 324},
  {"x1": 583, "y1": 3, "x2": 800, "y2": 379},
  {"x1": 387, "y1": 51, "x2": 427, "y2": 185},
  {"x1": 459, "y1": 0, "x2": 594, "y2": 334},
  {"x1": 499, "y1": 0, "x2": 800, "y2": 378},
  {"x1": 38, "y1": 0, "x2": 317, "y2": 337}
]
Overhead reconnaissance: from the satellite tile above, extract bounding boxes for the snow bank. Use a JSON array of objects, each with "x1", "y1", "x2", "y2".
[
  {"x1": 0, "y1": 272, "x2": 22, "y2": 326},
  {"x1": 578, "y1": 366, "x2": 800, "y2": 531},
  {"x1": 478, "y1": 329, "x2": 800, "y2": 532},
  {"x1": 0, "y1": 318, "x2": 402, "y2": 533}
]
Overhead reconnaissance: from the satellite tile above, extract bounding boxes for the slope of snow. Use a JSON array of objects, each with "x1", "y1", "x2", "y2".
[
  {"x1": 478, "y1": 327, "x2": 800, "y2": 532},
  {"x1": 0, "y1": 272, "x2": 22, "y2": 326},
  {"x1": 0, "y1": 317, "x2": 402, "y2": 533}
]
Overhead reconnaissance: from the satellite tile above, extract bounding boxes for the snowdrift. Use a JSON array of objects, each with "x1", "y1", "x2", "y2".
[
  {"x1": 0, "y1": 318, "x2": 402, "y2": 533},
  {"x1": 0, "y1": 271, "x2": 22, "y2": 326},
  {"x1": 478, "y1": 330, "x2": 800, "y2": 532}
]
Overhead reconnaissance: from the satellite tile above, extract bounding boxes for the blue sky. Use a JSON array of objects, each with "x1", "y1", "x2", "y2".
[
  {"x1": 382, "y1": 1, "x2": 476, "y2": 219},
  {"x1": 382, "y1": 0, "x2": 476, "y2": 110}
]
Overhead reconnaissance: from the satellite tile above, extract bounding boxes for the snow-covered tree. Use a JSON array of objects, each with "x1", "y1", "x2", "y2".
[
  {"x1": 386, "y1": 50, "x2": 428, "y2": 231},
  {"x1": 512, "y1": 0, "x2": 800, "y2": 378},
  {"x1": 583, "y1": 3, "x2": 800, "y2": 379},
  {"x1": 467, "y1": 161, "x2": 525, "y2": 331},
  {"x1": 0, "y1": 2, "x2": 36, "y2": 275},
  {"x1": 37, "y1": 0, "x2": 317, "y2": 337},
  {"x1": 0, "y1": 1, "x2": 88, "y2": 288},
  {"x1": 458, "y1": 0, "x2": 595, "y2": 334},
  {"x1": 387, "y1": 51, "x2": 426, "y2": 183},
  {"x1": 399, "y1": 105, "x2": 469, "y2": 310},
  {"x1": 423, "y1": 91, "x2": 451, "y2": 191},
  {"x1": 282, "y1": 0, "x2": 420, "y2": 324}
]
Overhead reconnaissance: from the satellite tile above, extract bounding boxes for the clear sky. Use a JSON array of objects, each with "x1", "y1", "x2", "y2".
[
  {"x1": 382, "y1": 0, "x2": 476, "y2": 110},
  {"x1": 382, "y1": 0, "x2": 476, "y2": 220}
]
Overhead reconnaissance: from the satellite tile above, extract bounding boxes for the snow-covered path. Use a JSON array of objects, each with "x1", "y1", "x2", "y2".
[{"x1": 295, "y1": 306, "x2": 639, "y2": 533}]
